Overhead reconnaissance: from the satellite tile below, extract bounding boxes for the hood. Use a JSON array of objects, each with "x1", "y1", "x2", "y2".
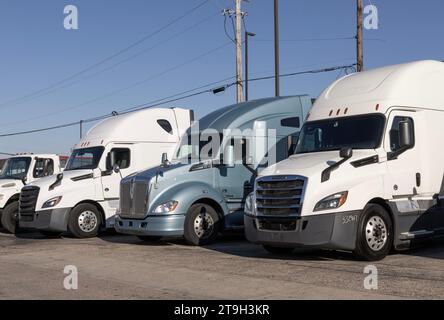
[
  {"x1": 0, "y1": 179, "x2": 23, "y2": 190},
  {"x1": 0, "y1": 179, "x2": 23, "y2": 197},
  {"x1": 124, "y1": 161, "x2": 192, "y2": 183},
  {"x1": 260, "y1": 150, "x2": 378, "y2": 179},
  {"x1": 29, "y1": 169, "x2": 94, "y2": 190}
]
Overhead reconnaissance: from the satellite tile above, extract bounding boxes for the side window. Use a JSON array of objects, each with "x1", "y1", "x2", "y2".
[
  {"x1": 112, "y1": 148, "x2": 131, "y2": 169},
  {"x1": 281, "y1": 117, "x2": 300, "y2": 128},
  {"x1": 33, "y1": 158, "x2": 54, "y2": 178},
  {"x1": 287, "y1": 132, "x2": 300, "y2": 156},
  {"x1": 157, "y1": 119, "x2": 173, "y2": 135},
  {"x1": 389, "y1": 116, "x2": 415, "y2": 152}
]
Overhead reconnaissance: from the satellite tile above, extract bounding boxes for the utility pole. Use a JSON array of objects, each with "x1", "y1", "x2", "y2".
[
  {"x1": 235, "y1": 0, "x2": 244, "y2": 103},
  {"x1": 79, "y1": 120, "x2": 83, "y2": 139},
  {"x1": 356, "y1": 0, "x2": 364, "y2": 72},
  {"x1": 245, "y1": 31, "x2": 255, "y2": 102},
  {"x1": 274, "y1": 0, "x2": 280, "y2": 96}
]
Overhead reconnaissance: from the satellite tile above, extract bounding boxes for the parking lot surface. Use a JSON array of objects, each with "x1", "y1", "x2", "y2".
[{"x1": 1, "y1": 230, "x2": 444, "y2": 299}]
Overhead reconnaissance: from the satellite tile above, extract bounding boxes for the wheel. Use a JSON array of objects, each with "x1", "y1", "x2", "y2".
[
  {"x1": 39, "y1": 230, "x2": 63, "y2": 238},
  {"x1": 1, "y1": 202, "x2": 19, "y2": 234},
  {"x1": 354, "y1": 203, "x2": 393, "y2": 261},
  {"x1": 137, "y1": 235, "x2": 162, "y2": 242},
  {"x1": 67, "y1": 204, "x2": 102, "y2": 238},
  {"x1": 263, "y1": 245, "x2": 294, "y2": 255},
  {"x1": 184, "y1": 203, "x2": 221, "y2": 246}
]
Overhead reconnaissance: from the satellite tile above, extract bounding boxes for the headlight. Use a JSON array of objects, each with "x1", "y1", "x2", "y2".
[
  {"x1": 244, "y1": 192, "x2": 255, "y2": 216},
  {"x1": 154, "y1": 201, "x2": 178, "y2": 214},
  {"x1": 314, "y1": 191, "x2": 348, "y2": 212},
  {"x1": 42, "y1": 196, "x2": 63, "y2": 209}
]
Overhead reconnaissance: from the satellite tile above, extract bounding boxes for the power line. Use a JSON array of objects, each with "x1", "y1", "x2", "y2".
[
  {"x1": 0, "y1": 0, "x2": 212, "y2": 109},
  {"x1": 0, "y1": 64, "x2": 355, "y2": 138},
  {"x1": 252, "y1": 37, "x2": 386, "y2": 42},
  {"x1": 0, "y1": 11, "x2": 221, "y2": 111},
  {"x1": 0, "y1": 41, "x2": 233, "y2": 128}
]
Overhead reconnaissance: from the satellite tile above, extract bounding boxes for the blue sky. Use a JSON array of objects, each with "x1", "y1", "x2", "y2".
[{"x1": 0, "y1": 0, "x2": 442, "y2": 155}]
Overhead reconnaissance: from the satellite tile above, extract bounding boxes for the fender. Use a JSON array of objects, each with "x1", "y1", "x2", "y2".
[{"x1": 149, "y1": 181, "x2": 230, "y2": 218}]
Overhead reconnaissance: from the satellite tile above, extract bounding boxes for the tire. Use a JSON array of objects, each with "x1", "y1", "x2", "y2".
[
  {"x1": 184, "y1": 203, "x2": 221, "y2": 246},
  {"x1": 354, "y1": 203, "x2": 393, "y2": 261},
  {"x1": 67, "y1": 204, "x2": 102, "y2": 238},
  {"x1": 1, "y1": 201, "x2": 19, "y2": 234},
  {"x1": 263, "y1": 245, "x2": 294, "y2": 255},
  {"x1": 39, "y1": 230, "x2": 63, "y2": 238},
  {"x1": 137, "y1": 236, "x2": 162, "y2": 242}
]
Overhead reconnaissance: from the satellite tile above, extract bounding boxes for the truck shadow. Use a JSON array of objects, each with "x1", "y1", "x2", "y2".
[
  {"x1": 203, "y1": 235, "x2": 444, "y2": 261},
  {"x1": 204, "y1": 235, "x2": 357, "y2": 262},
  {"x1": 401, "y1": 238, "x2": 444, "y2": 260}
]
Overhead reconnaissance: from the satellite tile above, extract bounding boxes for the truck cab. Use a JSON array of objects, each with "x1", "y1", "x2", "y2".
[
  {"x1": 0, "y1": 154, "x2": 65, "y2": 233},
  {"x1": 245, "y1": 60, "x2": 444, "y2": 260},
  {"x1": 115, "y1": 96, "x2": 311, "y2": 245},
  {"x1": 19, "y1": 107, "x2": 193, "y2": 238}
]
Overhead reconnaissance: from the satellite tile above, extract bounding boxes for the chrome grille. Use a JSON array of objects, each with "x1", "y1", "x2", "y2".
[
  {"x1": 119, "y1": 177, "x2": 150, "y2": 219},
  {"x1": 255, "y1": 175, "x2": 306, "y2": 217},
  {"x1": 19, "y1": 186, "x2": 40, "y2": 222}
]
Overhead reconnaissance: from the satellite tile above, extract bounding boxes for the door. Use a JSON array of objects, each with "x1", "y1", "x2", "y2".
[
  {"x1": 384, "y1": 110, "x2": 422, "y2": 197},
  {"x1": 101, "y1": 147, "x2": 132, "y2": 200},
  {"x1": 384, "y1": 110, "x2": 433, "y2": 234},
  {"x1": 217, "y1": 138, "x2": 254, "y2": 227}
]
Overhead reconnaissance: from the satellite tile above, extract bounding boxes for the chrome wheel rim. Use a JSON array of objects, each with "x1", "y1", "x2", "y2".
[
  {"x1": 365, "y1": 216, "x2": 388, "y2": 252},
  {"x1": 78, "y1": 210, "x2": 98, "y2": 233},
  {"x1": 193, "y1": 209, "x2": 214, "y2": 239}
]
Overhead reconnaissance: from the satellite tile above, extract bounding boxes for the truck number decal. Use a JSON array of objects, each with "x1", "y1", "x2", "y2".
[{"x1": 342, "y1": 215, "x2": 358, "y2": 224}]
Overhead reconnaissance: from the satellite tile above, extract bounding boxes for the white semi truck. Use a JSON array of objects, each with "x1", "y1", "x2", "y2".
[
  {"x1": 19, "y1": 107, "x2": 193, "y2": 238},
  {"x1": 245, "y1": 60, "x2": 444, "y2": 260},
  {"x1": 0, "y1": 154, "x2": 67, "y2": 233}
]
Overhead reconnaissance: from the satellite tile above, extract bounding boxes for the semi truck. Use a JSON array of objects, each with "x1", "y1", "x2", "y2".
[
  {"x1": 0, "y1": 154, "x2": 67, "y2": 233},
  {"x1": 245, "y1": 60, "x2": 444, "y2": 261},
  {"x1": 115, "y1": 96, "x2": 311, "y2": 245},
  {"x1": 19, "y1": 107, "x2": 193, "y2": 238}
]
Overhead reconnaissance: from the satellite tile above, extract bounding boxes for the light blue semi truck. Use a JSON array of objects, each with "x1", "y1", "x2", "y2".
[{"x1": 114, "y1": 96, "x2": 311, "y2": 245}]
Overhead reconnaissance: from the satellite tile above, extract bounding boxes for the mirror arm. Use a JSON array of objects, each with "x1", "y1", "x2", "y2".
[
  {"x1": 321, "y1": 153, "x2": 353, "y2": 183},
  {"x1": 242, "y1": 163, "x2": 257, "y2": 177},
  {"x1": 387, "y1": 146, "x2": 409, "y2": 161}
]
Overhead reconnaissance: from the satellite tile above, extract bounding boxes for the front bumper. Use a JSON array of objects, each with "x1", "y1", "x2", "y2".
[
  {"x1": 244, "y1": 210, "x2": 361, "y2": 251},
  {"x1": 115, "y1": 214, "x2": 185, "y2": 237},
  {"x1": 19, "y1": 208, "x2": 71, "y2": 232}
]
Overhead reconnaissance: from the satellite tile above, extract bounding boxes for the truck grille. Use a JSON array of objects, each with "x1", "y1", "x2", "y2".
[
  {"x1": 255, "y1": 175, "x2": 306, "y2": 217},
  {"x1": 119, "y1": 177, "x2": 150, "y2": 219},
  {"x1": 19, "y1": 186, "x2": 40, "y2": 222}
]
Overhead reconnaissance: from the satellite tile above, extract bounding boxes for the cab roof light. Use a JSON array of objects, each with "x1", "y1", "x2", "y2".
[
  {"x1": 329, "y1": 110, "x2": 333, "y2": 116},
  {"x1": 336, "y1": 109, "x2": 341, "y2": 116},
  {"x1": 375, "y1": 104, "x2": 380, "y2": 111}
]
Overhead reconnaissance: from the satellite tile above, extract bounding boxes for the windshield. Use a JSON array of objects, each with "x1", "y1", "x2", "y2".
[
  {"x1": 65, "y1": 147, "x2": 105, "y2": 171},
  {"x1": 174, "y1": 133, "x2": 223, "y2": 161},
  {"x1": 0, "y1": 157, "x2": 31, "y2": 180},
  {"x1": 295, "y1": 114, "x2": 385, "y2": 154}
]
